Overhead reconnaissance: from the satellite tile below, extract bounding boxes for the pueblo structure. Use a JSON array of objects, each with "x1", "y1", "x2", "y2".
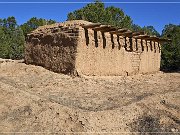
[{"x1": 25, "y1": 20, "x2": 170, "y2": 76}]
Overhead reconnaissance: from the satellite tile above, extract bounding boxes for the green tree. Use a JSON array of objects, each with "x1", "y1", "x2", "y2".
[
  {"x1": 0, "y1": 17, "x2": 25, "y2": 59},
  {"x1": 132, "y1": 24, "x2": 143, "y2": 32},
  {"x1": 67, "y1": 1, "x2": 105, "y2": 22},
  {"x1": 161, "y1": 24, "x2": 180, "y2": 71},
  {"x1": 0, "y1": 26, "x2": 9, "y2": 58},
  {"x1": 105, "y1": 6, "x2": 132, "y2": 28},
  {"x1": 7, "y1": 16, "x2": 17, "y2": 29},
  {"x1": 142, "y1": 26, "x2": 160, "y2": 37},
  {"x1": 9, "y1": 26, "x2": 25, "y2": 59},
  {"x1": 132, "y1": 24, "x2": 160, "y2": 37},
  {"x1": 0, "y1": 17, "x2": 56, "y2": 59},
  {"x1": 20, "y1": 17, "x2": 56, "y2": 36},
  {"x1": 67, "y1": 0, "x2": 133, "y2": 29}
]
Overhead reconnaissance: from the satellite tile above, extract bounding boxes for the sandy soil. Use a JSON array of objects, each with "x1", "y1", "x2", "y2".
[{"x1": 0, "y1": 59, "x2": 179, "y2": 134}]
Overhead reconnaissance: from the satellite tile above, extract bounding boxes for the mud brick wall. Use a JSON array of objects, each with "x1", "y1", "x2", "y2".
[
  {"x1": 76, "y1": 27, "x2": 161, "y2": 76},
  {"x1": 25, "y1": 22, "x2": 80, "y2": 74},
  {"x1": 25, "y1": 20, "x2": 161, "y2": 76}
]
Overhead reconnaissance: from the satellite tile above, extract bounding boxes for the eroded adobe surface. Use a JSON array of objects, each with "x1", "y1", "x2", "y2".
[
  {"x1": 25, "y1": 20, "x2": 161, "y2": 76},
  {"x1": 25, "y1": 20, "x2": 91, "y2": 74}
]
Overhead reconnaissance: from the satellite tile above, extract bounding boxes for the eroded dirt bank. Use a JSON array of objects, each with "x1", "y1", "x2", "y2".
[{"x1": 0, "y1": 59, "x2": 179, "y2": 134}]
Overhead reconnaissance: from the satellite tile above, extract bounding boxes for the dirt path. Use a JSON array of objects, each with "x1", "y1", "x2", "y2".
[{"x1": 0, "y1": 59, "x2": 179, "y2": 134}]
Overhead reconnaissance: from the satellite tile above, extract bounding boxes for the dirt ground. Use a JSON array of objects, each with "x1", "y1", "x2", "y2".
[{"x1": 0, "y1": 59, "x2": 179, "y2": 134}]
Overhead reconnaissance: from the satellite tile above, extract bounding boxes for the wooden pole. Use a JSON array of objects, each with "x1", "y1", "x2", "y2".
[{"x1": 81, "y1": 23, "x2": 101, "y2": 29}]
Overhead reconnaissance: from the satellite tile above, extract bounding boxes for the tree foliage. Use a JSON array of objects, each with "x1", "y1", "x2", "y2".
[
  {"x1": 142, "y1": 26, "x2": 160, "y2": 37},
  {"x1": 132, "y1": 24, "x2": 142, "y2": 32},
  {"x1": 20, "y1": 17, "x2": 56, "y2": 37},
  {"x1": 67, "y1": 1, "x2": 133, "y2": 29},
  {"x1": 0, "y1": 17, "x2": 56, "y2": 59},
  {"x1": 0, "y1": 17, "x2": 25, "y2": 59},
  {"x1": 132, "y1": 24, "x2": 160, "y2": 37},
  {"x1": 67, "y1": 0, "x2": 161, "y2": 36},
  {"x1": 161, "y1": 24, "x2": 180, "y2": 71}
]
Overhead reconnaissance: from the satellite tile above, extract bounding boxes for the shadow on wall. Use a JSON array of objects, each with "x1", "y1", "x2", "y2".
[{"x1": 84, "y1": 28, "x2": 161, "y2": 53}]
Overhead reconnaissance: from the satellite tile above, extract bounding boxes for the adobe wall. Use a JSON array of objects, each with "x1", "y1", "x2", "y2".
[
  {"x1": 75, "y1": 28, "x2": 161, "y2": 76},
  {"x1": 25, "y1": 20, "x2": 161, "y2": 76},
  {"x1": 25, "y1": 22, "x2": 80, "y2": 74}
]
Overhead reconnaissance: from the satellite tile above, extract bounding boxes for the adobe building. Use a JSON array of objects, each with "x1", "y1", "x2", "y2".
[{"x1": 25, "y1": 20, "x2": 170, "y2": 76}]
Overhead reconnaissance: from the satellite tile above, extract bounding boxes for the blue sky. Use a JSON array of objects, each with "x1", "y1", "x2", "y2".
[{"x1": 0, "y1": 0, "x2": 180, "y2": 34}]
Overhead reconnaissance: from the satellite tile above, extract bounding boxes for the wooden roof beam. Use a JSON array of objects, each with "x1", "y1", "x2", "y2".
[
  {"x1": 109, "y1": 28, "x2": 128, "y2": 34},
  {"x1": 101, "y1": 27, "x2": 117, "y2": 32},
  {"x1": 131, "y1": 32, "x2": 141, "y2": 37},
  {"x1": 116, "y1": 30, "x2": 132, "y2": 37},
  {"x1": 117, "y1": 28, "x2": 128, "y2": 33},
  {"x1": 133, "y1": 35, "x2": 150, "y2": 39},
  {"x1": 81, "y1": 23, "x2": 101, "y2": 29},
  {"x1": 92, "y1": 25, "x2": 117, "y2": 32},
  {"x1": 132, "y1": 31, "x2": 146, "y2": 37},
  {"x1": 143, "y1": 36, "x2": 159, "y2": 41},
  {"x1": 92, "y1": 25, "x2": 110, "y2": 31}
]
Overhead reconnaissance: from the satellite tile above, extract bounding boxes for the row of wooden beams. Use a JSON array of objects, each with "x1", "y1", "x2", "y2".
[
  {"x1": 133, "y1": 35, "x2": 171, "y2": 42},
  {"x1": 81, "y1": 23, "x2": 171, "y2": 42}
]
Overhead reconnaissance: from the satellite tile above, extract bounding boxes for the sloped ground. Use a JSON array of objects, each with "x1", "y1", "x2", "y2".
[{"x1": 0, "y1": 59, "x2": 179, "y2": 134}]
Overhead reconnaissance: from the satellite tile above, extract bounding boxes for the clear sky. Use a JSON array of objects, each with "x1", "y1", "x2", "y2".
[{"x1": 0, "y1": 0, "x2": 180, "y2": 34}]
